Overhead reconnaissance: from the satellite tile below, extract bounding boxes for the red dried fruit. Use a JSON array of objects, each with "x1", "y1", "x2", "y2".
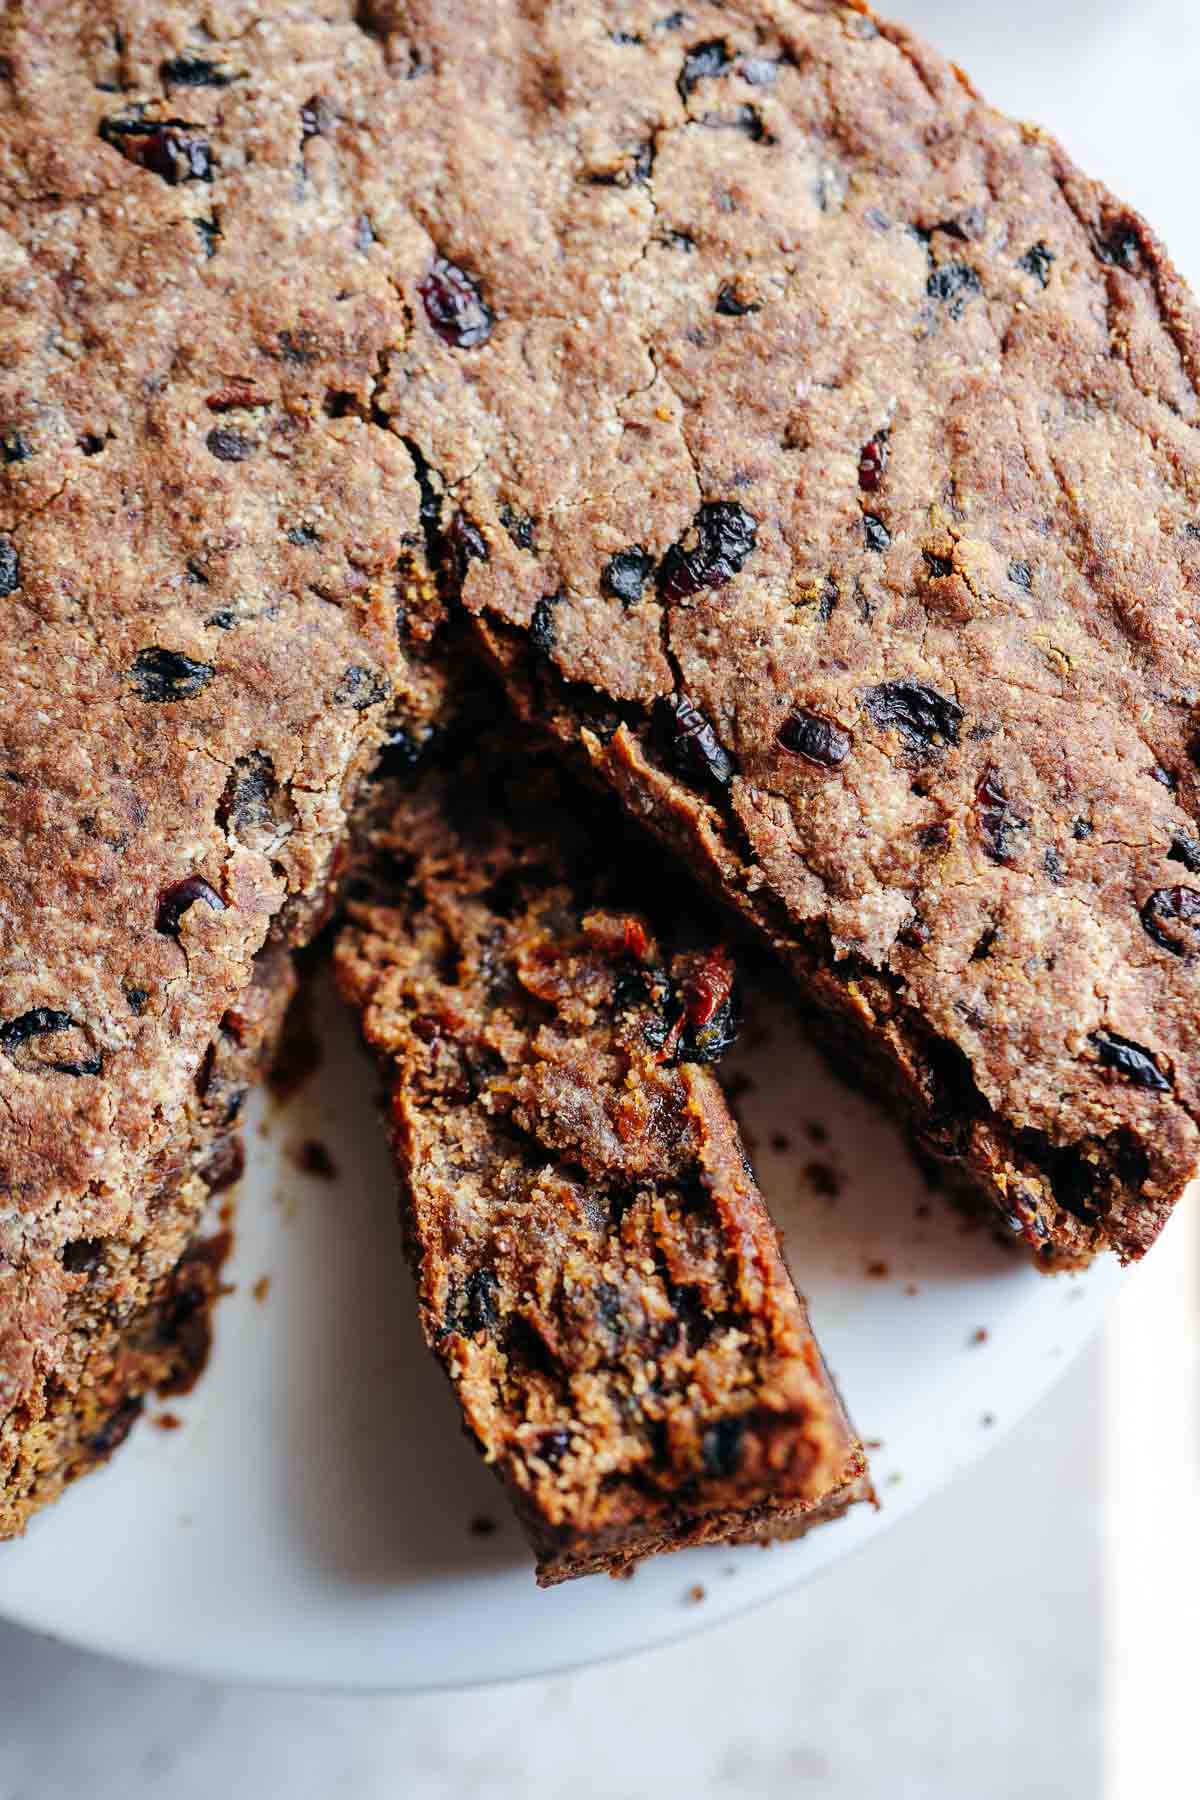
[
  {"x1": 858, "y1": 434, "x2": 888, "y2": 491},
  {"x1": 418, "y1": 257, "x2": 494, "y2": 349},
  {"x1": 658, "y1": 502, "x2": 757, "y2": 604},
  {"x1": 679, "y1": 947, "x2": 735, "y2": 1030},
  {"x1": 864, "y1": 681, "x2": 963, "y2": 749},
  {"x1": 661, "y1": 693, "x2": 735, "y2": 789}
]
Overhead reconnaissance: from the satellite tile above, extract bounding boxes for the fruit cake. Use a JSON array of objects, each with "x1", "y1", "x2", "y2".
[
  {"x1": 336, "y1": 740, "x2": 869, "y2": 1582},
  {"x1": 364, "y1": 0, "x2": 1200, "y2": 1268}
]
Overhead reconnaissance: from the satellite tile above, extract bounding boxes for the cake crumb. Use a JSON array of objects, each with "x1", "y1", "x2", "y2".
[
  {"x1": 252, "y1": 1274, "x2": 271, "y2": 1304},
  {"x1": 970, "y1": 1326, "x2": 989, "y2": 1346},
  {"x1": 154, "y1": 1411, "x2": 182, "y2": 1432},
  {"x1": 865, "y1": 1259, "x2": 889, "y2": 1279},
  {"x1": 686, "y1": 1583, "x2": 707, "y2": 1605},
  {"x1": 904, "y1": 1282, "x2": 920, "y2": 1296},
  {"x1": 805, "y1": 1160, "x2": 840, "y2": 1199}
]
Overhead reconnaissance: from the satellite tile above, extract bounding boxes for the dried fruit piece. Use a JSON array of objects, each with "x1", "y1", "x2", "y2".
[
  {"x1": 1090, "y1": 1030, "x2": 1171, "y2": 1092},
  {"x1": 1140, "y1": 886, "x2": 1200, "y2": 955},
  {"x1": 0, "y1": 1009, "x2": 100, "y2": 1076},
  {"x1": 1018, "y1": 242, "x2": 1055, "y2": 288},
  {"x1": 0, "y1": 536, "x2": 19, "y2": 596},
  {"x1": 1008, "y1": 559, "x2": 1032, "y2": 591},
  {"x1": 156, "y1": 876, "x2": 226, "y2": 938},
  {"x1": 715, "y1": 282, "x2": 761, "y2": 317},
  {"x1": 205, "y1": 427, "x2": 252, "y2": 462},
  {"x1": 926, "y1": 262, "x2": 981, "y2": 318},
  {"x1": 529, "y1": 595, "x2": 559, "y2": 656},
  {"x1": 975, "y1": 767, "x2": 1027, "y2": 863},
  {"x1": 777, "y1": 707, "x2": 851, "y2": 768},
  {"x1": 601, "y1": 547, "x2": 655, "y2": 605},
  {"x1": 678, "y1": 38, "x2": 732, "y2": 101},
  {"x1": 863, "y1": 513, "x2": 891, "y2": 552},
  {"x1": 160, "y1": 56, "x2": 234, "y2": 87},
  {"x1": 418, "y1": 257, "x2": 494, "y2": 349},
  {"x1": 499, "y1": 504, "x2": 536, "y2": 550},
  {"x1": 99, "y1": 116, "x2": 213, "y2": 184},
  {"x1": 1168, "y1": 832, "x2": 1200, "y2": 873},
  {"x1": 676, "y1": 947, "x2": 739, "y2": 1063},
  {"x1": 129, "y1": 648, "x2": 215, "y2": 703},
  {"x1": 660, "y1": 693, "x2": 735, "y2": 789},
  {"x1": 658, "y1": 502, "x2": 757, "y2": 603},
  {"x1": 864, "y1": 681, "x2": 963, "y2": 749},
  {"x1": 333, "y1": 665, "x2": 390, "y2": 710},
  {"x1": 857, "y1": 434, "x2": 888, "y2": 491}
]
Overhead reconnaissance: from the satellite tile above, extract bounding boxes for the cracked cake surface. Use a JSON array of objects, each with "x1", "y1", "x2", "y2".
[{"x1": 336, "y1": 740, "x2": 869, "y2": 1583}]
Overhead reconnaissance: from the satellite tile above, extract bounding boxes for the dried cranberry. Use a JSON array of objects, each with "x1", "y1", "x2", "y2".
[
  {"x1": 333, "y1": 664, "x2": 390, "y2": 710},
  {"x1": 975, "y1": 767, "x2": 1027, "y2": 863},
  {"x1": 1140, "y1": 886, "x2": 1200, "y2": 956},
  {"x1": 602, "y1": 547, "x2": 655, "y2": 605},
  {"x1": 2, "y1": 433, "x2": 31, "y2": 463},
  {"x1": 678, "y1": 38, "x2": 732, "y2": 100},
  {"x1": 160, "y1": 55, "x2": 234, "y2": 87},
  {"x1": 661, "y1": 693, "x2": 735, "y2": 789},
  {"x1": 658, "y1": 501, "x2": 757, "y2": 603},
  {"x1": 715, "y1": 283, "x2": 761, "y2": 316},
  {"x1": 863, "y1": 513, "x2": 891, "y2": 552},
  {"x1": 129, "y1": 647, "x2": 214, "y2": 703},
  {"x1": 418, "y1": 257, "x2": 493, "y2": 349},
  {"x1": 206, "y1": 427, "x2": 252, "y2": 462},
  {"x1": 864, "y1": 681, "x2": 963, "y2": 749},
  {"x1": 156, "y1": 875, "x2": 226, "y2": 938},
  {"x1": 777, "y1": 707, "x2": 851, "y2": 768},
  {"x1": 0, "y1": 536, "x2": 19, "y2": 596},
  {"x1": 99, "y1": 116, "x2": 213, "y2": 184},
  {"x1": 678, "y1": 949, "x2": 739, "y2": 1063},
  {"x1": 701, "y1": 1416, "x2": 745, "y2": 1478},
  {"x1": 926, "y1": 262, "x2": 981, "y2": 318},
  {"x1": 1090, "y1": 1029, "x2": 1170, "y2": 1092},
  {"x1": 858, "y1": 434, "x2": 888, "y2": 491},
  {"x1": 1018, "y1": 242, "x2": 1054, "y2": 288},
  {"x1": 1008, "y1": 559, "x2": 1032, "y2": 591}
]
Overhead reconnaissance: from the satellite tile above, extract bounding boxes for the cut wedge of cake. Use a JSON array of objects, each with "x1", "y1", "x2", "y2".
[{"x1": 336, "y1": 744, "x2": 869, "y2": 1582}]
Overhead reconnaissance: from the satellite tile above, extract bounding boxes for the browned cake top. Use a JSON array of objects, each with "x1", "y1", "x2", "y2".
[{"x1": 337, "y1": 756, "x2": 864, "y2": 1578}]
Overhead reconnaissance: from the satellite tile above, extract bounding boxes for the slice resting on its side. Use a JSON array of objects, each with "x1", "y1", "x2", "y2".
[{"x1": 335, "y1": 750, "x2": 870, "y2": 1583}]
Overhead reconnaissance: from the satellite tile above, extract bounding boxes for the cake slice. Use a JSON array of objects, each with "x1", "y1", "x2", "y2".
[{"x1": 335, "y1": 745, "x2": 869, "y2": 1582}]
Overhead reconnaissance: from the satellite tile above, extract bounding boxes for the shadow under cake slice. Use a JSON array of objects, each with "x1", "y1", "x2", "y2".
[{"x1": 335, "y1": 752, "x2": 869, "y2": 1584}]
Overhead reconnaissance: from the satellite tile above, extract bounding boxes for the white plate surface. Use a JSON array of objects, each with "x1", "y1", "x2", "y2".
[{"x1": 0, "y1": 965, "x2": 1122, "y2": 1689}]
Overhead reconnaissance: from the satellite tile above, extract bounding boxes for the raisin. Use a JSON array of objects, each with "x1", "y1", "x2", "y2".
[
  {"x1": 1140, "y1": 886, "x2": 1200, "y2": 956},
  {"x1": 529, "y1": 595, "x2": 559, "y2": 656},
  {"x1": 0, "y1": 536, "x2": 19, "y2": 595},
  {"x1": 1008, "y1": 559, "x2": 1032, "y2": 591},
  {"x1": 2, "y1": 432, "x2": 32, "y2": 463},
  {"x1": 678, "y1": 38, "x2": 732, "y2": 100},
  {"x1": 602, "y1": 547, "x2": 655, "y2": 605},
  {"x1": 1168, "y1": 832, "x2": 1200, "y2": 873},
  {"x1": 286, "y1": 524, "x2": 320, "y2": 546},
  {"x1": 858, "y1": 434, "x2": 888, "y2": 491},
  {"x1": 129, "y1": 647, "x2": 214, "y2": 703},
  {"x1": 1043, "y1": 847, "x2": 1065, "y2": 884},
  {"x1": 78, "y1": 433, "x2": 106, "y2": 455},
  {"x1": 195, "y1": 216, "x2": 221, "y2": 258},
  {"x1": 448, "y1": 1268, "x2": 499, "y2": 1337},
  {"x1": 205, "y1": 426, "x2": 252, "y2": 462},
  {"x1": 99, "y1": 116, "x2": 213, "y2": 184},
  {"x1": 1090, "y1": 1030, "x2": 1170, "y2": 1091},
  {"x1": 1018, "y1": 242, "x2": 1055, "y2": 288},
  {"x1": 863, "y1": 513, "x2": 891, "y2": 552},
  {"x1": 124, "y1": 986, "x2": 149, "y2": 1014},
  {"x1": 777, "y1": 707, "x2": 851, "y2": 768},
  {"x1": 87, "y1": 1395, "x2": 142, "y2": 1459},
  {"x1": 160, "y1": 56, "x2": 233, "y2": 87},
  {"x1": 660, "y1": 692, "x2": 735, "y2": 789},
  {"x1": 499, "y1": 504, "x2": 536, "y2": 550},
  {"x1": 918, "y1": 821, "x2": 950, "y2": 850},
  {"x1": 658, "y1": 501, "x2": 757, "y2": 603},
  {"x1": 333, "y1": 665, "x2": 390, "y2": 710},
  {"x1": 864, "y1": 681, "x2": 963, "y2": 749},
  {"x1": 217, "y1": 751, "x2": 276, "y2": 836},
  {"x1": 926, "y1": 262, "x2": 981, "y2": 317},
  {"x1": 923, "y1": 551, "x2": 954, "y2": 578},
  {"x1": 0, "y1": 1008, "x2": 74, "y2": 1054},
  {"x1": 975, "y1": 768, "x2": 1027, "y2": 864},
  {"x1": 156, "y1": 875, "x2": 226, "y2": 937},
  {"x1": 535, "y1": 1428, "x2": 572, "y2": 1469},
  {"x1": 701, "y1": 1416, "x2": 745, "y2": 1478},
  {"x1": 418, "y1": 257, "x2": 493, "y2": 349},
  {"x1": 715, "y1": 282, "x2": 761, "y2": 317},
  {"x1": 446, "y1": 511, "x2": 489, "y2": 580},
  {"x1": 1073, "y1": 817, "x2": 1094, "y2": 842}
]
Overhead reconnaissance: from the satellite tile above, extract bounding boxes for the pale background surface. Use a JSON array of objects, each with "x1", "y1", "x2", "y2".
[{"x1": 2, "y1": 1, "x2": 1198, "y2": 1792}]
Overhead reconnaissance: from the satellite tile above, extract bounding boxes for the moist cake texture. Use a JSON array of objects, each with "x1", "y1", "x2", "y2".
[{"x1": 336, "y1": 744, "x2": 869, "y2": 1582}]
